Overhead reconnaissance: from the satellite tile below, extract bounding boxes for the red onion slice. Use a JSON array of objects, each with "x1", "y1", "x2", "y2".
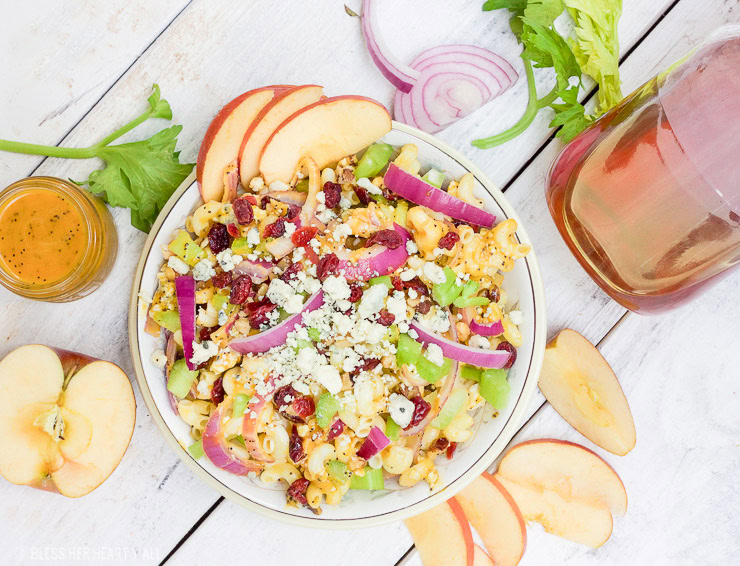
[
  {"x1": 163, "y1": 331, "x2": 180, "y2": 415},
  {"x1": 357, "y1": 426, "x2": 391, "y2": 460},
  {"x1": 174, "y1": 276, "x2": 197, "y2": 370},
  {"x1": 202, "y1": 405, "x2": 263, "y2": 475},
  {"x1": 268, "y1": 190, "x2": 307, "y2": 206},
  {"x1": 229, "y1": 291, "x2": 324, "y2": 354},
  {"x1": 233, "y1": 258, "x2": 274, "y2": 283},
  {"x1": 409, "y1": 321, "x2": 510, "y2": 369},
  {"x1": 265, "y1": 236, "x2": 296, "y2": 259},
  {"x1": 470, "y1": 318, "x2": 504, "y2": 337},
  {"x1": 361, "y1": 0, "x2": 419, "y2": 93},
  {"x1": 336, "y1": 223, "x2": 410, "y2": 281},
  {"x1": 242, "y1": 381, "x2": 276, "y2": 463},
  {"x1": 383, "y1": 164, "x2": 495, "y2": 228}
]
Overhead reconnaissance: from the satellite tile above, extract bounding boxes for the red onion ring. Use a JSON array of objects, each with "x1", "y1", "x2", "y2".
[
  {"x1": 336, "y1": 223, "x2": 410, "y2": 281},
  {"x1": 357, "y1": 426, "x2": 391, "y2": 460},
  {"x1": 233, "y1": 258, "x2": 274, "y2": 283},
  {"x1": 409, "y1": 321, "x2": 510, "y2": 369},
  {"x1": 202, "y1": 404, "x2": 263, "y2": 475}
]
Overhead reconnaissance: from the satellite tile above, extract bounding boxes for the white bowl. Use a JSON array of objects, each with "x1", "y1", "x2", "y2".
[{"x1": 128, "y1": 123, "x2": 546, "y2": 528}]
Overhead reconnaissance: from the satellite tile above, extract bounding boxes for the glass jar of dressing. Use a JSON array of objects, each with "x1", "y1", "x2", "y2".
[{"x1": 0, "y1": 176, "x2": 118, "y2": 302}]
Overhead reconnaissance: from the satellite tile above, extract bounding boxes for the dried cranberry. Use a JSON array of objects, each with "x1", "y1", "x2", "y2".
[
  {"x1": 382, "y1": 186, "x2": 399, "y2": 201},
  {"x1": 274, "y1": 385, "x2": 298, "y2": 409},
  {"x1": 233, "y1": 196, "x2": 255, "y2": 225},
  {"x1": 405, "y1": 395, "x2": 431, "y2": 430},
  {"x1": 365, "y1": 229, "x2": 403, "y2": 249},
  {"x1": 376, "y1": 309, "x2": 395, "y2": 327},
  {"x1": 208, "y1": 223, "x2": 230, "y2": 254},
  {"x1": 244, "y1": 195, "x2": 258, "y2": 206},
  {"x1": 497, "y1": 341, "x2": 517, "y2": 369},
  {"x1": 359, "y1": 358, "x2": 381, "y2": 373},
  {"x1": 289, "y1": 426, "x2": 305, "y2": 463},
  {"x1": 286, "y1": 204, "x2": 301, "y2": 220},
  {"x1": 403, "y1": 276, "x2": 429, "y2": 296},
  {"x1": 287, "y1": 477, "x2": 310, "y2": 507},
  {"x1": 437, "y1": 231, "x2": 460, "y2": 250},
  {"x1": 280, "y1": 262, "x2": 303, "y2": 283},
  {"x1": 433, "y1": 438, "x2": 449, "y2": 452},
  {"x1": 248, "y1": 302, "x2": 277, "y2": 328},
  {"x1": 291, "y1": 226, "x2": 318, "y2": 247},
  {"x1": 327, "y1": 418, "x2": 345, "y2": 441},
  {"x1": 391, "y1": 276, "x2": 403, "y2": 291},
  {"x1": 446, "y1": 442, "x2": 458, "y2": 460},
  {"x1": 484, "y1": 285, "x2": 500, "y2": 303},
  {"x1": 210, "y1": 377, "x2": 225, "y2": 405},
  {"x1": 264, "y1": 217, "x2": 286, "y2": 238},
  {"x1": 292, "y1": 397, "x2": 315, "y2": 420},
  {"x1": 416, "y1": 300, "x2": 431, "y2": 315},
  {"x1": 316, "y1": 253, "x2": 339, "y2": 281},
  {"x1": 211, "y1": 271, "x2": 232, "y2": 289},
  {"x1": 260, "y1": 196, "x2": 271, "y2": 209},
  {"x1": 199, "y1": 327, "x2": 214, "y2": 341},
  {"x1": 229, "y1": 275, "x2": 253, "y2": 305},
  {"x1": 353, "y1": 185, "x2": 371, "y2": 205},
  {"x1": 322, "y1": 182, "x2": 342, "y2": 208},
  {"x1": 226, "y1": 223, "x2": 240, "y2": 238},
  {"x1": 348, "y1": 283, "x2": 363, "y2": 303}
]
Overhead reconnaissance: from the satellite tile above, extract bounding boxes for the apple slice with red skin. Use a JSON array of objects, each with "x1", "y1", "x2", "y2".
[
  {"x1": 0, "y1": 345, "x2": 135, "y2": 497},
  {"x1": 258, "y1": 95, "x2": 392, "y2": 184},
  {"x1": 405, "y1": 498, "x2": 474, "y2": 566},
  {"x1": 495, "y1": 474, "x2": 614, "y2": 548},
  {"x1": 497, "y1": 439, "x2": 627, "y2": 516},
  {"x1": 241, "y1": 386, "x2": 275, "y2": 463},
  {"x1": 196, "y1": 85, "x2": 291, "y2": 202},
  {"x1": 472, "y1": 545, "x2": 495, "y2": 566},
  {"x1": 238, "y1": 84, "x2": 324, "y2": 187},
  {"x1": 539, "y1": 329, "x2": 636, "y2": 455},
  {"x1": 456, "y1": 472, "x2": 527, "y2": 566}
]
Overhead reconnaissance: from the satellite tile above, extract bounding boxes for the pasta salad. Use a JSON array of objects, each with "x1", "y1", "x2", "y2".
[{"x1": 146, "y1": 141, "x2": 530, "y2": 513}]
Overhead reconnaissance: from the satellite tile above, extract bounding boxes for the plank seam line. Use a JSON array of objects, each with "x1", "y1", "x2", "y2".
[
  {"x1": 159, "y1": 496, "x2": 224, "y2": 566},
  {"x1": 25, "y1": 0, "x2": 194, "y2": 178}
]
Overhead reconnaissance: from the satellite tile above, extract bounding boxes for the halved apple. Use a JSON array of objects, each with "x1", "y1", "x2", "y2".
[
  {"x1": 258, "y1": 95, "x2": 392, "y2": 184},
  {"x1": 238, "y1": 85, "x2": 324, "y2": 187},
  {"x1": 0, "y1": 345, "x2": 135, "y2": 497},
  {"x1": 495, "y1": 474, "x2": 613, "y2": 548},
  {"x1": 404, "y1": 498, "x2": 474, "y2": 566},
  {"x1": 456, "y1": 472, "x2": 526, "y2": 566},
  {"x1": 196, "y1": 85, "x2": 290, "y2": 202},
  {"x1": 539, "y1": 329, "x2": 636, "y2": 455},
  {"x1": 497, "y1": 439, "x2": 627, "y2": 516},
  {"x1": 472, "y1": 545, "x2": 495, "y2": 566}
]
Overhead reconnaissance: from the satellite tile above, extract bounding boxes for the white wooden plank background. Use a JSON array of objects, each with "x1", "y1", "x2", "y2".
[{"x1": 0, "y1": 1, "x2": 738, "y2": 565}]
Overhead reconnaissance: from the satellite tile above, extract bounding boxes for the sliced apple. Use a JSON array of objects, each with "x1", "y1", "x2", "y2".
[
  {"x1": 405, "y1": 498, "x2": 474, "y2": 566},
  {"x1": 0, "y1": 345, "x2": 135, "y2": 497},
  {"x1": 539, "y1": 329, "x2": 635, "y2": 455},
  {"x1": 495, "y1": 475, "x2": 613, "y2": 548},
  {"x1": 196, "y1": 85, "x2": 290, "y2": 202},
  {"x1": 238, "y1": 85, "x2": 324, "y2": 187},
  {"x1": 497, "y1": 439, "x2": 627, "y2": 516},
  {"x1": 456, "y1": 472, "x2": 526, "y2": 566},
  {"x1": 258, "y1": 95, "x2": 392, "y2": 184},
  {"x1": 472, "y1": 545, "x2": 495, "y2": 566}
]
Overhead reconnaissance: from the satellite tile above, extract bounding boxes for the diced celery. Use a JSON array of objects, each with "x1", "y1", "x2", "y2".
[
  {"x1": 326, "y1": 460, "x2": 350, "y2": 483},
  {"x1": 188, "y1": 439, "x2": 204, "y2": 460},
  {"x1": 151, "y1": 310, "x2": 181, "y2": 332},
  {"x1": 460, "y1": 364, "x2": 483, "y2": 382},
  {"x1": 396, "y1": 333, "x2": 422, "y2": 367},
  {"x1": 453, "y1": 280, "x2": 490, "y2": 308},
  {"x1": 370, "y1": 194, "x2": 390, "y2": 205},
  {"x1": 422, "y1": 168, "x2": 446, "y2": 188},
  {"x1": 232, "y1": 393, "x2": 251, "y2": 418},
  {"x1": 369, "y1": 275, "x2": 392, "y2": 288},
  {"x1": 293, "y1": 338, "x2": 313, "y2": 353},
  {"x1": 416, "y1": 356, "x2": 452, "y2": 384},
  {"x1": 233, "y1": 435, "x2": 246, "y2": 447},
  {"x1": 307, "y1": 327, "x2": 321, "y2": 342},
  {"x1": 385, "y1": 417, "x2": 401, "y2": 441},
  {"x1": 231, "y1": 237, "x2": 252, "y2": 255},
  {"x1": 316, "y1": 393, "x2": 342, "y2": 429},
  {"x1": 432, "y1": 266, "x2": 464, "y2": 307},
  {"x1": 212, "y1": 293, "x2": 235, "y2": 315},
  {"x1": 480, "y1": 369, "x2": 510, "y2": 410},
  {"x1": 167, "y1": 359, "x2": 199, "y2": 399},
  {"x1": 168, "y1": 230, "x2": 205, "y2": 266},
  {"x1": 431, "y1": 389, "x2": 468, "y2": 429},
  {"x1": 295, "y1": 178, "x2": 310, "y2": 193},
  {"x1": 385, "y1": 324, "x2": 400, "y2": 344},
  {"x1": 354, "y1": 143, "x2": 394, "y2": 179},
  {"x1": 350, "y1": 466, "x2": 385, "y2": 490},
  {"x1": 395, "y1": 200, "x2": 408, "y2": 228}
]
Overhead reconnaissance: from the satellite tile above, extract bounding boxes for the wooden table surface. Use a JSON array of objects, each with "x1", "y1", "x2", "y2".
[{"x1": 1, "y1": 1, "x2": 738, "y2": 565}]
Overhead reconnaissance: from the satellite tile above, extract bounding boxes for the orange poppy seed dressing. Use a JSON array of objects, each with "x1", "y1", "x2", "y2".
[{"x1": 0, "y1": 188, "x2": 88, "y2": 286}]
